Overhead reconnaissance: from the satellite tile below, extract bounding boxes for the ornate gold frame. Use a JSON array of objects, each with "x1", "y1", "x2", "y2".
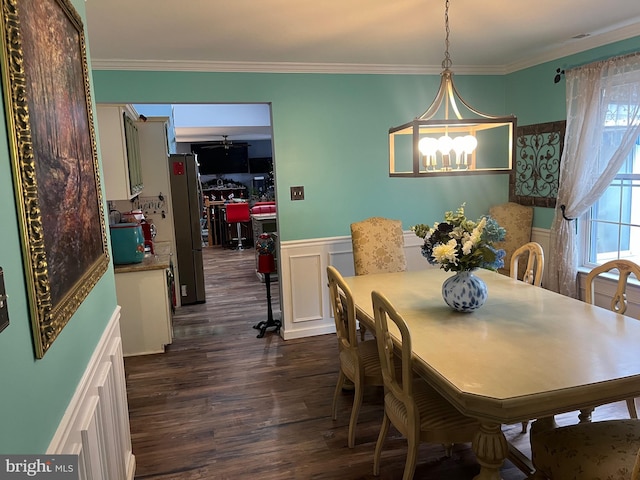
[{"x1": 0, "y1": 0, "x2": 109, "y2": 357}]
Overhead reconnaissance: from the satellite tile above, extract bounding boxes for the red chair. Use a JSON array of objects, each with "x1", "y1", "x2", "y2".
[{"x1": 225, "y1": 202, "x2": 250, "y2": 250}]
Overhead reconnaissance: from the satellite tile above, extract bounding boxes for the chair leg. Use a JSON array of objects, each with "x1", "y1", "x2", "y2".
[
  {"x1": 360, "y1": 323, "x2": 367, "y2": 341},
  {"x1": 373, "y1": 412, "x2": 390, "y2": 476},
  {"x1": 627, "y1": 397, "x2": 638, "y2": 419},
  {"x1": 332, "y1": 370, "x2": 346, "y2": 421},
  {"x1": 521, "y1": 420, "x2": 529, "y2": 433},
  {"x1": 348, "y1": 379, "x2": 364, "y2": 448},
  {"x1": 403, "y1": 429, "x2": 419, "y2": 480}
]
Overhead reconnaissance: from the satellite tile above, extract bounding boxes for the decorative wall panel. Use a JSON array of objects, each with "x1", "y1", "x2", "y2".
[{"x1": 510, "y1": 120, "x2": 566, "y2": 207}]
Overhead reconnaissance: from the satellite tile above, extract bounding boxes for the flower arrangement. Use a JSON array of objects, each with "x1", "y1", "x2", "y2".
[{"x1": 412, "y1": 204, "x2": 506, "y2": 272}]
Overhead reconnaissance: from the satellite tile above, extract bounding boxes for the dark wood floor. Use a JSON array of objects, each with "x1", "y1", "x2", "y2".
[{"x1": 124, "y1": 246, "x2": 630, "y2": 479}]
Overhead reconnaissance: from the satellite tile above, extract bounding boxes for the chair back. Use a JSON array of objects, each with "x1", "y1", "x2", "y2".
[
  {"x1": 225, "y1": 202, "x2": 250, "y2": 223},
  {"x1": 489, "y1": 202, "x2": 533, "y2": 278},
  {"x1": 585, "y1": 259, "x2": 640, "y2": 315},
  {"x1": 510, "y1": 241, "x2": 544, "y2": 286},
  {"x1": 371, "y1": 290, "x2": 416, "y2": 416},
  {"x1": 350, "y1": 217, "x2": 407, "y2": 276},
  {"x1": 327, "y1": 266, "x2": 359, "y2": 355}
]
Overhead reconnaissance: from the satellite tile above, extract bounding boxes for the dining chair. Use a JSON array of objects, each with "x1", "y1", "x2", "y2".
[
  {"x1": 327, "y1": 266, "x2": 384, "y2": 448},
  {"x1": 350, "y1": 217, "x2": 407, "y2": 276},
  {"x1": 371, "y1": 290, "x2": 478, "y2": 480},
  {"x1": 350, "y1": 216, "x2": 407, "y2": 340},
  {"x1": 529, "y1": 419, "x2": 640, "y2": 479},
  {"x1": 509, "y1": 241, "x2": 545, "y2": 434},
  {"x1": 489, "y1": 202, "x2": 533, "y2": 278},
  {"x1": 510, "y1": 241, "x2": 544, "y2": 287},
  {"x1": 582, "y1": 259, "x2": 640, "y2": 421}
]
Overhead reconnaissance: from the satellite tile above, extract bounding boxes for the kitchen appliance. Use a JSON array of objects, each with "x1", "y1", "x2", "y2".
[
  {"x1": 168, "y1": 153, "x2": 206, "y2": 304},
  {"x1": 140, "y1": 220, "x2": 156, "y2": 254},
  {"x1": 110, "y1": 223, "x2": 145, "y2": 265}
]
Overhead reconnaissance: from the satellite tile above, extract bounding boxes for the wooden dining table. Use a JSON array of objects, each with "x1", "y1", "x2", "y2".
[{"x1": 343, "y1": 267, "x2": 640, "y2": 480}]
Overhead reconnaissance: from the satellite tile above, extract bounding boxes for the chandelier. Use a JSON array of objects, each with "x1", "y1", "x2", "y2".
[{"x1": 389, "y1": 0, "x2": 516, "y2": 176}]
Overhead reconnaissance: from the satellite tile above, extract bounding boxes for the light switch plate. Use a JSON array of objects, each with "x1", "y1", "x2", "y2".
[{"x1": 290, "y1": 186, "x2": 305, "y2": 201}]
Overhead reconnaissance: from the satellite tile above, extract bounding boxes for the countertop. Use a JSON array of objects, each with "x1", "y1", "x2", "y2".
[{"x1": 114, "y1": 241, "x2": 173, "y2": 274}]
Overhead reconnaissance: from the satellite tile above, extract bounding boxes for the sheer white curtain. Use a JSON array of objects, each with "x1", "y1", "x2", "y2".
[{"x1": 547, "y1": 53, "x2": 640, "y2": 296}]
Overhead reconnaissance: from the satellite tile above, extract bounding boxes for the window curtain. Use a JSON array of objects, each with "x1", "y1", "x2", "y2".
[{"x1": 547, "y1": 53, "x2": 640, "y2": 296}]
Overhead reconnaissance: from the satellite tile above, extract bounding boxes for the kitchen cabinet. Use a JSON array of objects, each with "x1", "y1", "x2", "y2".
[
  {"x1": 96, "y1": 103, "x2": 143, "y2": 200},
  {"x1": 114, "y1": 258, "x2": 172, "y2": 356}
]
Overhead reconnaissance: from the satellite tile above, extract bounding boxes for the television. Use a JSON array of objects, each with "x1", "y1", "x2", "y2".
[
  {"x1": 193, "y1": 144, "x2": 248, "y2": 174},
  {"x1": 249, "y1": 157, "x2": 273, "y2": 173}
]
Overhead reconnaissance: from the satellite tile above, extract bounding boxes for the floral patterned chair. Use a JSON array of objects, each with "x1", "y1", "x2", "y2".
[
  {"x1": 489, "y1": 202, "x2": 534, "y2": 278},
  {"x1": 350, "y1": 217, "x2": 407, "y2": 276},
  {"x1": 529, "y1": 419, "x2": 640, "y2": 480},
  {"x1": 350, "y1": 217, "x2": 407, "y2": 340}
]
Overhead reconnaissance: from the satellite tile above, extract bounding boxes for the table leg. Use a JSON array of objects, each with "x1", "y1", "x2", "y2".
[{"x1": 472, "y1": 421, "x2": 508, "y2": 480}]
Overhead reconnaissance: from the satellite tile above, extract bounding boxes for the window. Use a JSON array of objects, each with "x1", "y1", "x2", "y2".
[{"x1": 583, "y1": 125, "x2": 640, "y2": 267}]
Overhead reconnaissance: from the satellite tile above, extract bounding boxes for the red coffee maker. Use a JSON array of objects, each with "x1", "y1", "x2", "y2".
[{"x1": 140, "y1": 220, "x2": 156, "y2": 254}]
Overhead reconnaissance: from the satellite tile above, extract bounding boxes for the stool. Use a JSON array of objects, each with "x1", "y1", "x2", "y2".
[{"x1": 225, "y1": 202, "x2": 250, "y2": 250}]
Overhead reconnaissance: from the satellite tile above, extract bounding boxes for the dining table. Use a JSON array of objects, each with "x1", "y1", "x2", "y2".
[{"x1": 342, "y1": 267, "x2": 640, "y2": 480}]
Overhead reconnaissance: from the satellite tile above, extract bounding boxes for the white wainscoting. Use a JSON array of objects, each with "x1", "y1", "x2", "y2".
[
  {"x1": 48, "y1": 306, "x2": 135, "y2": 480},
  {"x1": 279, "y1": 228, "x2": 552, "y2": 340}
]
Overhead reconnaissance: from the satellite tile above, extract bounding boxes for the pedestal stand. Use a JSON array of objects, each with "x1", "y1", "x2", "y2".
[
  {"x1": 253, "y1": 271, "x2": 281, "y2": 338},
  {"x1": 252, "y1": 243, "x2": 281, "y2": 338}
]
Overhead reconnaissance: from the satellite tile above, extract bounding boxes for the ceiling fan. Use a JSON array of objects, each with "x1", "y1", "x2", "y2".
[{"x1": 199, "y1": 135, "x2": 250, "y2": 150}]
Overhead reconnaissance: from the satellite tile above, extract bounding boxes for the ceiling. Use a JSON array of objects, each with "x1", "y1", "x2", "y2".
[{"x1": 84, "y1": 0, "x2": 640, "y2": 141}]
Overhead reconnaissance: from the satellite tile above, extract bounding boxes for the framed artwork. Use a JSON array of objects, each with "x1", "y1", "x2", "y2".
[
  {"x1": 0, "y1": 0, "x2": 109, "y2": 357},
  {"x1": 509, "y1": 120, "x2": 566, "y2": 207}
]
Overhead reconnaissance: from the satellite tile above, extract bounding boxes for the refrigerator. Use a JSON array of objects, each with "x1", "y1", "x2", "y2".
[{"x1": 168, "y1": 153, "x2": 206, "y2": 304}]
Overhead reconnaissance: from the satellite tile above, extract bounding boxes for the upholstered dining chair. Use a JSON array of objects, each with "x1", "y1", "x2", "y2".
[
  {"x1": 489, "y1": 202, "x2": 534, "y2": 278},
  {"x1": 350, "y1": 217, "x2": 407, "y2": 276},
  {"x1": 350, "y1": 217, "x2": 407, "y2": 340},
  {"x1": 582, "y1": 259, "x2": 640, "y2": 421},
  {"x1": 510, "y1": 242, "x2": 544, "y2": 287},
  {"x1": 529, "y1": 419, "x2": 640, "y2": 479},
  {"x1": 327, "y1": 266, "x2": 384, "y2": 448},
  {"x1": 371, "y1": 290, "x2": 478, "y2": 480}
]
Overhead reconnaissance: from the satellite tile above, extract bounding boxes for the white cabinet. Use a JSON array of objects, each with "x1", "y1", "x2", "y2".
[
  {"x1": 96, "y1": 104, "x2": 143, "y2": 200},
  {"x1": 115, "y1": 267, "x2": 172, "y2": 356}
]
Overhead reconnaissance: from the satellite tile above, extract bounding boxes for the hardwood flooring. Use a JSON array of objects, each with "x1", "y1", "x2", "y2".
[{"x1": 124, "y1": 246, "x2": 630, "y2": 479}]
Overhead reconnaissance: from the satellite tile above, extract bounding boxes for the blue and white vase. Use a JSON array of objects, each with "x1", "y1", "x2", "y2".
[{"x1": 441, "y1": 270, "x2": 487, "y2": 313}]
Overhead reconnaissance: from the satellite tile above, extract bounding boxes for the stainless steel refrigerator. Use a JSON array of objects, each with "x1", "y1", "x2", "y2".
[{"x1": 168, "y1": 153, "x2": 206, "y2": 304}]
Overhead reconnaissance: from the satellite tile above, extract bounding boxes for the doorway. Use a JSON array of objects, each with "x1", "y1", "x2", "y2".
[{"x1": 133, "y1": 102, "x2": 279, "y2": 317}]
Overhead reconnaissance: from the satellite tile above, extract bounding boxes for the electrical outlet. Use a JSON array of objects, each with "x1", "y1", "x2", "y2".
[{"x1": 290, "y1": 186, "x2": 305, "y2": 201}]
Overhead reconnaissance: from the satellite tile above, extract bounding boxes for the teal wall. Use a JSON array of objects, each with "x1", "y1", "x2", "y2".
[
  {"x1": 92, "y1": 35, "x2": 640, "y2": 238},
  {"x1": 0, "y1": 0, "x2": 118, "y2": 452},
  {"x1": 506, "y1": 35, "x2": 640, "y2": 229},
  {"x1": 92, "y1": 72, "x2": 512, "y2": 240}
]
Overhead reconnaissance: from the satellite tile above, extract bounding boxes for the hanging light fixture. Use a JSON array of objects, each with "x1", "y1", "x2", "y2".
[{"x1": 389, "y1": 0, "x2": 516, "y2": 176}]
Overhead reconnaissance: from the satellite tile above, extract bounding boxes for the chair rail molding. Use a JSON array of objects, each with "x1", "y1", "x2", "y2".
[{"x1": 48, "y1": 306, "x2": 135, "y2": 480}]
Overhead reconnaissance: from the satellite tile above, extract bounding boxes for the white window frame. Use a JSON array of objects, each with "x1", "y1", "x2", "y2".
[{"x1": 581, "y1": 139, "x2": 640, "y2": 269}]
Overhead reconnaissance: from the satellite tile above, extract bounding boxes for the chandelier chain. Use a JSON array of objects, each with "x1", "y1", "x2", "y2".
[{"x1": 442, "y1": 0, "x2": 452, "y2": 70}]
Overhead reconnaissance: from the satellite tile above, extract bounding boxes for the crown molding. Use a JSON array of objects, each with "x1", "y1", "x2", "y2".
[
  {"x1": 90, "y1": 24, "x2": 639, "y2": 76},
  {"x1": 504, "y1": 23, "x2": 640, "y2": 74},
  {"x1": 89, "y1": 59, "x2": 507, "y2": 76}
]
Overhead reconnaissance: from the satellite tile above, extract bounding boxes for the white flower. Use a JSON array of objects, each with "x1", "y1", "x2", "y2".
[
  {"x1": 433, "y1": 238, "x2": 458, "y2": 265},
  {"x1": 462, "y1": 239, "x2": 474, "y2": 255}
]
